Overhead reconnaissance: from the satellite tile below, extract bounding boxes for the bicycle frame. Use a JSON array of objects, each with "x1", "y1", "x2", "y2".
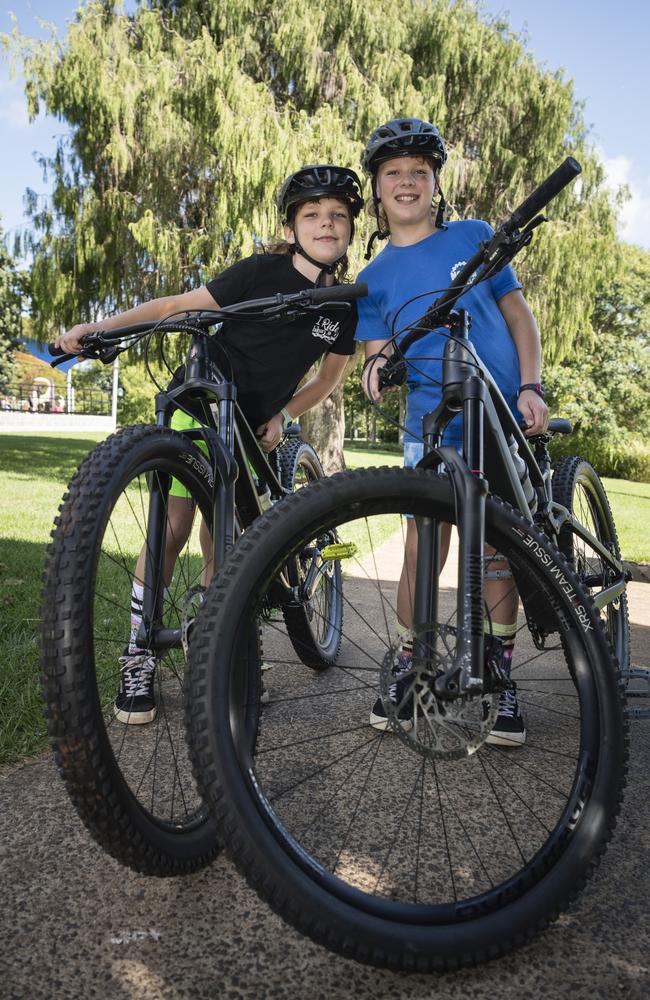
[
  {"x1": 411, "y1": 308, "x2": 627, "y2": 698},
  {"x1": 134, "y1": 328, "x2": 289, "y2": 655}
]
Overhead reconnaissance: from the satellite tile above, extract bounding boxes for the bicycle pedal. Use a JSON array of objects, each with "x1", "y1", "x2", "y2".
[{"x1": 320, "y1": 542, "x2": 357, "y2": 560}]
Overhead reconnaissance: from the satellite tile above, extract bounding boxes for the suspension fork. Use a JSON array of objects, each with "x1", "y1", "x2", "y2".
[
  {"x1": 415, "y1": 439, "x2": 488, "y2": 698},
  {"x1": 139, "y1": 469, "x2": 170, "y2": 651},
  {"x1": 131, "y1": 397, "x2": 177, "y2": 651},
  {"x1": 414, "y1": 309, "x2": 488, "y2": 698},
  {"x1": 215, "y1": 393, "x2": 236, "y2": 566}
]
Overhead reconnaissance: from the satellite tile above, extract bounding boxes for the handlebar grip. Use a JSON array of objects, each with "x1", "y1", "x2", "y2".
[
  {"x1": 509, "y1": 157, "x2": 581, "y2": 229},
  {"x1": 308, "y1": 281, "x2": 368, "y2": 305},
  {"x1": 47, "y1": 342, "x2": 70, "y2": 357},
  {"x1": 47, "y1": 342, "x2": 78, "y2": 366}
]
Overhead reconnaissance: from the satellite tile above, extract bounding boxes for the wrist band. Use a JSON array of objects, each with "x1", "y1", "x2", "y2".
[
  {"x1": 518, "y1": 382, "x2": 545, "y2": 399},
  {"x1": 280, "y1": 407, "x2": 294, "y2": 429}
]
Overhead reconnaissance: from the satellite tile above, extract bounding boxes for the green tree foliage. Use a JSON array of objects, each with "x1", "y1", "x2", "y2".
[
  {"x1": 0, "y1": 227, "x2": 24, "y2": 389},
  {"x1": 7, "y1": 0, "x2": 618, "y2": 364},
  {"x1": 546, "y1": 243, "x2": 650, "y2": 481},
  {"x1": 116, "y1": 350, "x2": 170, "y2": 424}
]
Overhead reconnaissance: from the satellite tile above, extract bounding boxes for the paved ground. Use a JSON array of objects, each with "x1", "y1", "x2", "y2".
[{"x1": 1, "y1": 569, "x2": 649, "y2": 999}]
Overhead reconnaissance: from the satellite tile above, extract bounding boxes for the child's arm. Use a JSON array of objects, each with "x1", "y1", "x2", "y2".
[
  {"x1": 498, "y1": 290, "x2": 548, "y2": 436},
  {"x1": 255, "y1": 351, "x2": 350, "y2": 452},
  {"x1": 361, "y1": 339, "x2": 394, "y2": 402},
  {"x1": 54, "y1": 287, "x2": 219, "y2": 354}
]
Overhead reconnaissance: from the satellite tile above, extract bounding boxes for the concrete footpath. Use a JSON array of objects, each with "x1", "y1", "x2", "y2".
[{"x1": 1, "y1": 581, "x2": 649, "y2": 1000}]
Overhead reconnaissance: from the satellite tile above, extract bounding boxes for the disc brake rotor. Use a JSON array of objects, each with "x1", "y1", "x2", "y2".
[{"x1": 378, "y1": 624, "x2": 497, "y2": 760}]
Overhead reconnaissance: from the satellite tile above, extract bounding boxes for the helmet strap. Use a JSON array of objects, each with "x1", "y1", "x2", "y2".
[
  {"x1": 364, "y1": 197, "x2": 390, "y2": 260},
  {"x1": 292, "y1": 238, "x2": 338, "y2": 275},
  {"x1": 435, "y1": 189, "x2": 449, "y2": 229},
  {"x1": 288, "y1": 215, "x2": 352, "y2": 277}
]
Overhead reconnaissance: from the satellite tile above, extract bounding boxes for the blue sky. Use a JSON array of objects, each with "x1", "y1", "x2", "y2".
[{"x1": 1, "y1": 0, "x2": 649, "y2": 248}]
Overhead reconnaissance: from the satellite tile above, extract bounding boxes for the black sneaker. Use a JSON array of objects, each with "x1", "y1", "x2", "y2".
[
  {"x1": 486, "y1": 686, "x2": 526, "y2": 747},
  {"x1": 370, "y1": 652, "x2": 415, "y2": 732},
  {"x1": 114, "y1": 649, "x2": 157, "y2": 724}
]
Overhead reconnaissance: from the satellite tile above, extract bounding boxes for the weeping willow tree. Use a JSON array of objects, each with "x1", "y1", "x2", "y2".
[
  {"x1": 4, "y1": 0, "x2": 620, "y2": 463},
  {"x1": 0, "y1": 224, "x2": 23, "y2": 388}
]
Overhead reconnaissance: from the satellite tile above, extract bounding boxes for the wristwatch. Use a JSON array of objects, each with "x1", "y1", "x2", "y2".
[
  {"x1": 280, "y1": 406, "x2": 294, "y2": 430},
  {"x1": 518, "y1": 382, "x2": 545, "y2": 399}
]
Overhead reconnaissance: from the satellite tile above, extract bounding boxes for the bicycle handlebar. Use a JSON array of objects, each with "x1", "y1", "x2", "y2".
[
  {"x1": 507, "y1": 157, "x2": 581, "y2": 230},
  {"x1": 47, "y1": 281, "x2": 369, "y2": 366}
]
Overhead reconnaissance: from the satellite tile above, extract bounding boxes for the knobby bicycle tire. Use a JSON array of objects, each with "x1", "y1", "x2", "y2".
[
  {"x1": 40, "y1": 423, "x2": 256, "y2": 875},
  {"x1": 186, "y1": 466, "x2": 627, "y2": 971},
  {"x1": 552, "y1": 456, "x2": 630, "y2": 672},
  {"x1": 278, "y1": 436, "x2": 343, "y2": 669}
]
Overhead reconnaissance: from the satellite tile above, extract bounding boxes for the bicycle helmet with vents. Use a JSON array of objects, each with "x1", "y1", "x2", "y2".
[
  {"x1": 277, "y1": 165, "x2": 364, "y2": 221},
  {"x1": 276, "y1": 164, "x2": 363, "y2": 276},
  {"x1": 362, "y1": 119, "x2": 447, "y2": 175}
]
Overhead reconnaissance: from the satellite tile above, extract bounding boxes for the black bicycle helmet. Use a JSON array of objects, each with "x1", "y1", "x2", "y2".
[
  {"x1": 362, "y1": 118, "x2": 447, "y2": 175},
  {"x1": 276, "y1": 164, "x2": 363, "y2": 277},
  {"x1": 277, "y1": 164, "x2": 364, "y2": 221}
]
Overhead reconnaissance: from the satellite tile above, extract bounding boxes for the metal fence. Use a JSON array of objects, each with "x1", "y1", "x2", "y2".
[{"x1": 1, "y1": 383, "x2": 112, "y2": 416}]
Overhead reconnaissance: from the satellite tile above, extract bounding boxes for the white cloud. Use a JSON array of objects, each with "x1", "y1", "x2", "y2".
[{"x1": 603, "y1": 153, "x2": 650, "y2": 250}]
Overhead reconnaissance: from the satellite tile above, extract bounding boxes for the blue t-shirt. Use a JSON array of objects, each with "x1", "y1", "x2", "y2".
[{"x1": 356, "y1": 220, "x2": 521, "y2": 444}]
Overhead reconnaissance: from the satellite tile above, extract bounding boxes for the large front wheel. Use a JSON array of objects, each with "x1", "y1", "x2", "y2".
[
  {"x1": 41, "y1": 424, "x2": 234, "y2": 874},
  {"x1": 187, "y1": 467, "x2": 627, "y2": 970}
]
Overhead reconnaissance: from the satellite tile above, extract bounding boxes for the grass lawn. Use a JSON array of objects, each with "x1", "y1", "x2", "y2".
[
  {"x1": 1, "y1": 432, "x2": 648, "y2": 767},
  {"x1": 601, "y1": 478, "x2": 650, "y2": 565},
  {"x1": 0, "y1": 432, "x2": 108, "y2": 766}
]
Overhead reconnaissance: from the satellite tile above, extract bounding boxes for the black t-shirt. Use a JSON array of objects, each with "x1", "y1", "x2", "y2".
[{"x1": 200, "y1": 254, "x2": 356, "y2": 427}]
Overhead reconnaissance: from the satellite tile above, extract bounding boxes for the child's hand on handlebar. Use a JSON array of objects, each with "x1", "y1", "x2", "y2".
[
  {"x1": 518, "y1": 389, "x2": 548, "y2": 436},
  {"x1": 362, "y1": 353, "x2": 390, "y2": 403},
  {"x1": 54, "y1": 324, "x2": 94, "y2": 354}
]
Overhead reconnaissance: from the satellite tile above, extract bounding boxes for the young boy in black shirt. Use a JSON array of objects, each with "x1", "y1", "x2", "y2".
[{"x1": 55, "y1": 164, "x2": 363, "y2": 723}]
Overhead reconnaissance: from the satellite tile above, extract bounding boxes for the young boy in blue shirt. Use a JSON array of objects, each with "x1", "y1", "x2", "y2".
[{"x1": 356, "y1": 118, "x2": 548, "y2": 746}]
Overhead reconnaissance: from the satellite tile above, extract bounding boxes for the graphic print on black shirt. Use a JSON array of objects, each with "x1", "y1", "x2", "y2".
[{"x1": 200, "y1": 253, "x2": 357, "y2": 426}]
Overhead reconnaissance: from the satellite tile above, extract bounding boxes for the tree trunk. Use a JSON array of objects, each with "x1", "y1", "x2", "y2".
[{"x1": 299, "y1": 383, "x2": 346, "y2": 475}]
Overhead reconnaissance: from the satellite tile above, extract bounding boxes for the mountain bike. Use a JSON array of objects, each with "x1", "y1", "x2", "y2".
[
  {"x1": 185, "y1": 159, "x2": 631, "y2": 969},
  {"x1": 40, "y1": 281, "x2": 365, "y2": 875}
]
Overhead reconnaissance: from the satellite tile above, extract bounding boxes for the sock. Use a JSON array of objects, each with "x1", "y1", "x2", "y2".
[
  {"x1": 128, "y1": 581, "x2": 145, "y2": 654},
  {"x1": 484, "y1": 619, "x2": 517, "y2": 677},
  {"x1": 397, "y1": 622, "x2": 414, "y2": 658}
]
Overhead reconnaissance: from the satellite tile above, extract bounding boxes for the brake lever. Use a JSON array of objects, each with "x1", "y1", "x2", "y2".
[
  {"x1": 478, "y1": 215, "x2": 547, "y2": 282},
  {"x1": 377, "y1": 355, "x2": 407, "y2": 390}
]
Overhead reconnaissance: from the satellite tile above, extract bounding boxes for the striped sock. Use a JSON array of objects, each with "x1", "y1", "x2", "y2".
[
  {"x1": 128, "y1": 581, "x2": 145, "y2": 654},
  {"x1": 397, "y1": 623, "x2": 414, "y2": 658},
  {"x1": 484, "y1": 619, "x2": 517, "y2": 675}
]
